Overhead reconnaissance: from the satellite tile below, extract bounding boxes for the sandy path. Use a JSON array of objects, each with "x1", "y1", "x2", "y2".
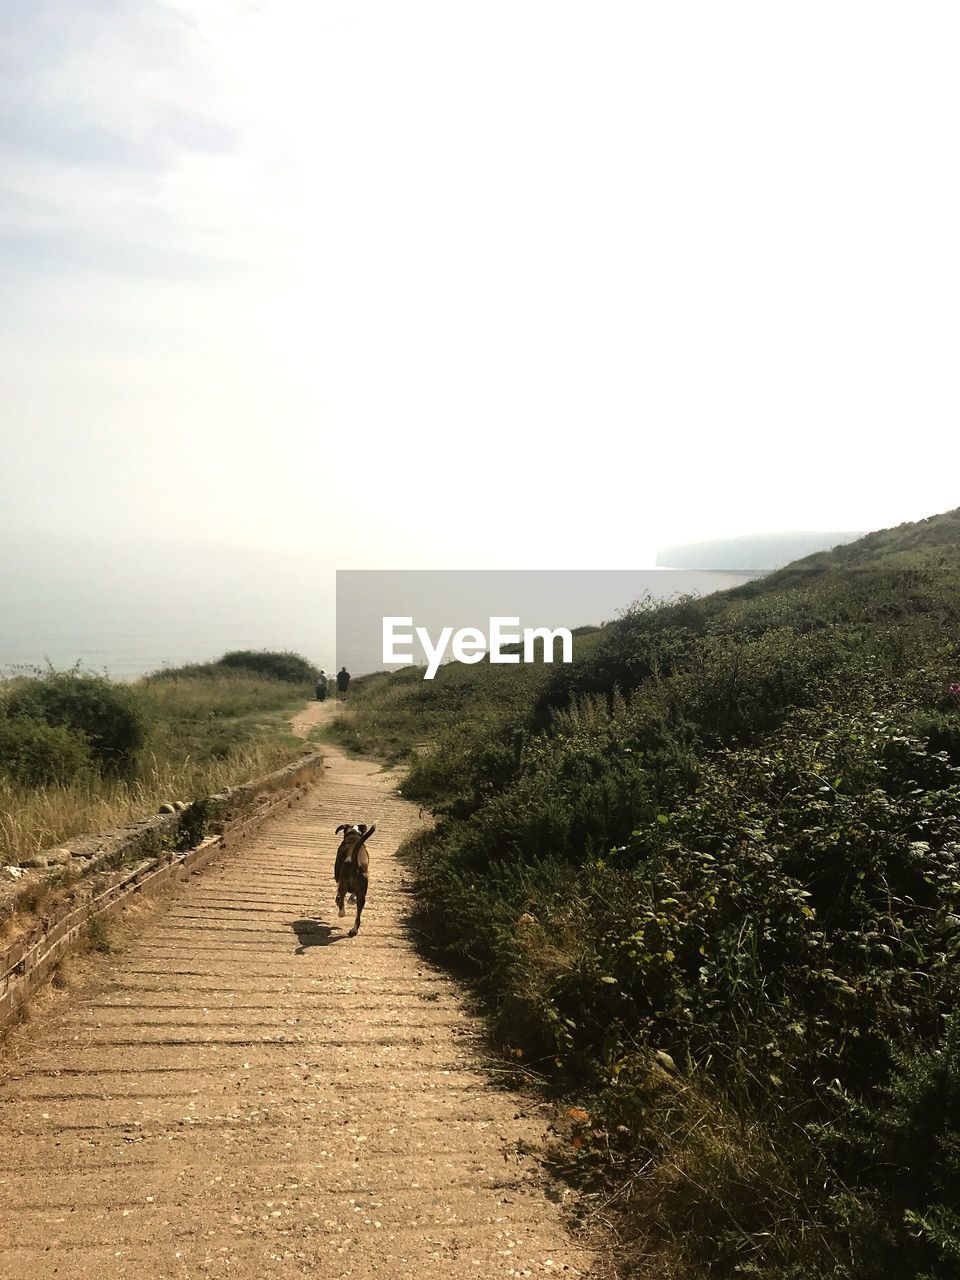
[
  {"x1": 289, "y1": 696, "x2": 336, "y2": 740},
  {"x1": 0, "y1": 702, "x2": 594, "y2": 1278}
]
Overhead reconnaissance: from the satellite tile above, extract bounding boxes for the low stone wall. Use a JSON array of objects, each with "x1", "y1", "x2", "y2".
[{"x1": 0, "y1": 750, "x2": 324, "y2": 1032}]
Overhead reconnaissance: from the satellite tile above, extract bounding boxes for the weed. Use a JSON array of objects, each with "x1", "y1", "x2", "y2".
[
  {"x1": 86, "y1": 917, "x2": 113, "y2": 954},
  {"x1": 175, "y1": 798, "x2": 210, "y2": 851}
]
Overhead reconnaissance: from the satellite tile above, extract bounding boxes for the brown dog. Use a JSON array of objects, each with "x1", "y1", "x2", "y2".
[{"x1": 333, "y1": 823, "x2": 376, "y2": 936}]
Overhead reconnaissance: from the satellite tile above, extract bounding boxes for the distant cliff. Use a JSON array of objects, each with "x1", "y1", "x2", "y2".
[{"x1": 655, "y1": 530, "x2": 862, "y2": 571}]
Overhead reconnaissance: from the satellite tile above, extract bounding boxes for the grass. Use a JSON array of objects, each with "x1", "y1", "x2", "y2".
[
  {"x1": 324, "y1": 630, "x2": 603, "y2": 764},
  {"x1": 0, "y1": 665, "x2": 314, "y2": 863},
  {"x1": 85, "y1": 916, "x2": 113, "y2": 954}
]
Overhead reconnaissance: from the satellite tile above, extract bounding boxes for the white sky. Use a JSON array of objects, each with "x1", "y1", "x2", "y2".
[{"x1": 2, "y1": 1, "x2": 959, "y2": 577}]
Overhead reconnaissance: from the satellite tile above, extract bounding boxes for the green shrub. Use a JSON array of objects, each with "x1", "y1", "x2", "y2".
[
  {"x1": 216, "y1": 650, "x2": 316, "y2": 683},
  {"x1": 0, "y1": 716, "x2": 92, "y2": 786},
  {"x1": 913, "y1": 709, "x2": 960, "y2": 766},
  {"x1": 816, "y1": 1019, "x2": 960, "y2": 1279},
  {"x1": 5, "y1": 672, "x2": 146, "y2": 777},
  {"x1": 401, "y1": 693, "x2": 960, "y2": 1277},
  {"x1": 85, "y1": 917, "x2": 113, "y2": 954},
  {"x1": 175, "y1": 797, "x2": 210, "y2": 851}
]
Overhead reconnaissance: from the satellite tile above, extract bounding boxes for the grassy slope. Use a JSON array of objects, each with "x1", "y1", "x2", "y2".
[
  {"x1": 328, "y1": 508, "x2": 960, "y2": 771},
  {"x1": 0, "y1": 667, "x2": 311, "y2": 862},
  {"x1": 820, "y1": 506, "x2": 960, "y2": 564},
  {"x1": 769, "y1": 505, "x2": 960, "y2": 572},
  {"x1": 338, "y1": 508, "x2": 960, "y2": 1279},
  {"x1": 322, "y1": 627, "x2": 603, "y2": 763}
]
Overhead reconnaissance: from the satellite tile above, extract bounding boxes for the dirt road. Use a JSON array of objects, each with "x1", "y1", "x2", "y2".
[{"x1": 0, "y1": 702, "x2": 594, "y2": 1278}]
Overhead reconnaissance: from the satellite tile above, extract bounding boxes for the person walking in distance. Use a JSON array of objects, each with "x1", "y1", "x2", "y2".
[
  {"x1": 315, "y1": 671, "x2": 328, "y2": 702},
  {"x1": 336, "y1": 666, "x2": 351, "y2": 699}
]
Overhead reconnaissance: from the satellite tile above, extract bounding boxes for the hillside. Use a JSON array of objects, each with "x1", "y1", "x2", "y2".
[
  {"x1": 341, "y1": 507, "x2": 960, "y2": 1280},
  {"x1": 772, "y1": 505, "x2": 960, "y2": 573}
]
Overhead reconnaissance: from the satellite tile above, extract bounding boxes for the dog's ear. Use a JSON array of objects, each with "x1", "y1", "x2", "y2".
[
  {"x1": 357, "y1": 823, "x2": 367, "y2": 833},
  {"x1": 335, "y1": 824, "x2": 349, "y2": 835}
]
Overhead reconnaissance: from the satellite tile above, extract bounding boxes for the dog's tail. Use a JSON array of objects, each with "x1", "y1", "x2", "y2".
[{"x1": 356, "y1": 823, "x2": 376, "y2": 848}]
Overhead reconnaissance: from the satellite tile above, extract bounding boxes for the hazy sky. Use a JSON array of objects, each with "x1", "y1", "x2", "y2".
[{"x1": 2, "y1": 1, "x2": 959, "y2": 582}]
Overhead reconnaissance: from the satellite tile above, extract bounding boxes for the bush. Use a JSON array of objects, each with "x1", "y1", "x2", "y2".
[
  {"x1": 817, "y1": 1019, "x2": 960, "y2": 1279},
  {"x1": 175, "y1": 798, "x2": 210, "y2": 851},
  {"x1": 216, "y1": 650, "x2": 316, "y2": 683},
  {"x1": 0, "y1": 716, "x2": 92, "y2": 786},
  {"x1": 913, "y1": 709, "x2": 960, "y2": 766},
  {"x1": 5, "y1": 672, "x2": 146, "y2": 777},
  {"x1": 400, "y1": 693, "x2": 960, "y2": 1278}
]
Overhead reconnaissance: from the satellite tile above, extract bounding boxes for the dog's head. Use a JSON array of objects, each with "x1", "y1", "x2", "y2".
[{"x1": 335, "y1": 822, "x2": 369, "y2": 838}]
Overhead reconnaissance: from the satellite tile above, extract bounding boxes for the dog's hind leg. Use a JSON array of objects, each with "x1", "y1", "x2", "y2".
[
  {"x1": 335, "y1": 886, "x2": 346, "y2": 918},
  {"x1": 348, "y1": 875, "x2": 367, "y2": 937}
]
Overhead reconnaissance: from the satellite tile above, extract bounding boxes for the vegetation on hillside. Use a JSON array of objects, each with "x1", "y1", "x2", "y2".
[
  {"x1": 4, "y1": 672, "x2": 147, "y2": 778},
  {"x1": 210, "y1": 649, "x2": 317, "y2": 684},
  {"x1": 324, "y1": 629, "x2": 601, "y2": 763},
  {"x1": 339, "y1": 509, "x2": 960, "y2": 1279},
  {"x1": 0, "y1": 651, "x2": 316, "y2": 863}
]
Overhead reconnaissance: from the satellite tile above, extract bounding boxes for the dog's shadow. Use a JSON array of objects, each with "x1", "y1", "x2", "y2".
[{"x1": 289, "y1": 917, "x2": 352, "y2": 954}]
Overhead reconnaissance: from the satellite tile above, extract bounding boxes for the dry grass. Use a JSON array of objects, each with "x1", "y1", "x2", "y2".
[
  {"x1": 136, "y1": 669, "x2": 306, "y2": 718},
  {"x1": 0, "y1": 667, "x2": 313, "y2": 864},
  {"x1": 0, "y1": 738, "x2": 299, "y2": 862}
]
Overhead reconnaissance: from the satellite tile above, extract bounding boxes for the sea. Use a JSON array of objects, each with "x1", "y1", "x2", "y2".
[{"x1": 0, "y1": 537, "x2": 337, "y2": 679}]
